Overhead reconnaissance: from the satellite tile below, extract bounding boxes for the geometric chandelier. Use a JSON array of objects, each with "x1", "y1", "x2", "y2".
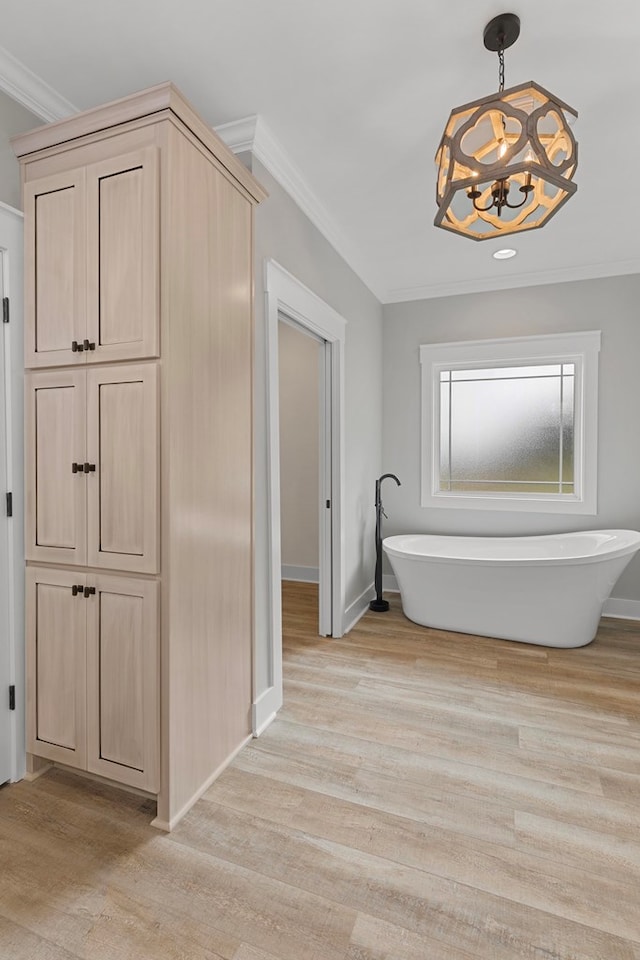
[{"x1": 434, "y1": 13, "x2": 578, "y2": 240}]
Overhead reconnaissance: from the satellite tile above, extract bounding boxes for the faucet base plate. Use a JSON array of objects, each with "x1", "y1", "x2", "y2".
[{"x1": 369, "y1": 598, "x2": 390, "y2": 613}]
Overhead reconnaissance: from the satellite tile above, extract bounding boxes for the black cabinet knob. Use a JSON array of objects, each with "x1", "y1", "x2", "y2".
[
  {"x1": 83, "y1": 586, "x2": 96, "y2": 598},
  {"x1": 83, "y1": 462, "x2": 96, "y2": 473},
  {"x1": 83, "y1": 339, "x2": 96, "y2": 351},
  {"x1": 71, "y1": 340, "x2": 84, "y2": 353}
]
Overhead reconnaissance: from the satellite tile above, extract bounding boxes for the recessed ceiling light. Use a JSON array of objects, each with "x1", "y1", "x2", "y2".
[{"x1": 493, "y1": 248, "x2": 518, "y2": 260}]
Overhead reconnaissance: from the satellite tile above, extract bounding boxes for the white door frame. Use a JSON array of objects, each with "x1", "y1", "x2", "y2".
[
  {"x1": 255, "y1": 260, "x2": 345, "y2": 735},
  {"x1": 0, "y1": 201, "x2": 25, "y2": 783}
]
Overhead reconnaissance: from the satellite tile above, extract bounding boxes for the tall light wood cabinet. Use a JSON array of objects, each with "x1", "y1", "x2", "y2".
[{"x1": 14, "y1": 83, "x2": 266, "y2": 828}]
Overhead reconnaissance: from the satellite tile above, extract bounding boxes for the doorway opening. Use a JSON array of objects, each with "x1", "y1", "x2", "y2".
[
  {"x1": 255, "y1": 260, "x2": 345, "y2": 735},
  {"x1": 278, "y1": 314, "x2": 331, "y2": 635}
]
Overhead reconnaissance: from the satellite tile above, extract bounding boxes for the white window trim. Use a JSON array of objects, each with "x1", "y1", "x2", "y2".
[{"x1": 420, "y1": 331, "x2": 601, "y2": 515}]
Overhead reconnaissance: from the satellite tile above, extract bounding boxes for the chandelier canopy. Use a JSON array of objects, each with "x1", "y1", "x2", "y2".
[{"x1": 434, "y1": 14, "x2": 578, "y2": 241}]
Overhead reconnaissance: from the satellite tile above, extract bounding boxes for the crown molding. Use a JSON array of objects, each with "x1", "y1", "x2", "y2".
[
  {"x1": 0, "y1": 199, "x2": 23, "y2": 219},
  {"x1": 2, "y1": 47, "x2": 635, "y2": 307},
  {"x1": 385, "y1": 257, "x2": 640, "y2": 304},
  {"x1": 0, "y1": 49, "x2": 383, "y2": 299},
  {"x1": 214, "y1": 115, "x2": 259, "y2": 155},
  {"x1": 214, "y1": 116, "x2": 640, "y2": 306},
  {"x1": 215, "y1": 114, "x2": 385, "y2": 302},
  {"x1": 0, "y1": 44, "x2": 77, "y2": 122}
]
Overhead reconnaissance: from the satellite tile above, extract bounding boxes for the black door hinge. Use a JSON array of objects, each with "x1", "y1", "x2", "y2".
[
  {"x1": 5, "y1": 492, "x2": 11, "y2": 517},
  {"x1": 9, "y1": 685, "x2": 15, "y2": 711},
  {"x1": 2, "y1": 298, "x2": 8, "y2": 324}
]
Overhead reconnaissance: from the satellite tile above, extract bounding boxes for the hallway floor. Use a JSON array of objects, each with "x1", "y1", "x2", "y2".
[{"x1": 2, "y1": 581, "x2": 640, "y2": 959}]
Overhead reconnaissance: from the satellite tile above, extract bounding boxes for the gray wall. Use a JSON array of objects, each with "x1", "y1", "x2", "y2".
[
  {"x1": 249, "y1": 156, "x2": 384, "y2": 694},
  {"x1": 382, "y1": 274, "x2": 640, "y2": 601},
  {"x1": 0, "y1": 91, "x2": 41, "y2": 209},
  {"x1": 279, "y1": 319, "x2": 320, "y2": 570}
]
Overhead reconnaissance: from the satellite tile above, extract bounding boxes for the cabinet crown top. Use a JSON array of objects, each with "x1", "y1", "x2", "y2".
[{"x1": 11, "y1": 81, "x2": 267, "y2": 205}]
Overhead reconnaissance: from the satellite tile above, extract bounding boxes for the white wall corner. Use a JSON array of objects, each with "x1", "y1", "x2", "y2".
[
  {"x1": 343, "y1": 582, "x2": 376, "y2": 633},
  {"x1": 215, "y1": 115, "x2": 384, "y2": 303},
  {"x1": 382, "y1": 574, "x2": 399, "y2": 593},
  {"x1": 0, "y1": 44, "x2": 77, "y2": 122}
]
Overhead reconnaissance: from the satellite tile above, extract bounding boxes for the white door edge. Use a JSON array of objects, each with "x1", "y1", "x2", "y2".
[
  {"x1": 0, "y1": 250, "x2": 11, "y2": 784},
  {"x1": 0, "y1": 205, "x2": 25, "y2": 782},
  {"x1": 318, "y1": 338, "x2": 332, "y2": 637}
]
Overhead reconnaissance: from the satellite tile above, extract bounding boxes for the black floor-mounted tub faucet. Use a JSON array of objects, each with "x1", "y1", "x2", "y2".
[{"x1": 369, "y1": 473, "x2": 401, "y2": 612}]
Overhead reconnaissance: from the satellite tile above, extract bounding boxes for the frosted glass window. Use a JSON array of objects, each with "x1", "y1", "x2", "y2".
[
  {"x1": 439, "y1": 363, "x2": 575, "y2": 494},
  {"x1": 421, "y1": 332, "x2": 601, "y2": 514}
]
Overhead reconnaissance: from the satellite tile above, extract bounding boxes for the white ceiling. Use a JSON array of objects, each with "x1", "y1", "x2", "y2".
[{"x1": 2, "y1": 0, "x2": 639, "y2": 302}]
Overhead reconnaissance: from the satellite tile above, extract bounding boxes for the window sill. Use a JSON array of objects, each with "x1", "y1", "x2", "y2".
[{"x1": 422, "y1": 492, "x2": 598, "y2": 515}]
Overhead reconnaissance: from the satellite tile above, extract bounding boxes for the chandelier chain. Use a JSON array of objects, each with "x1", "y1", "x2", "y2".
[{"x1": 498, "y1": 42, "x2": 505, "y2": 92}]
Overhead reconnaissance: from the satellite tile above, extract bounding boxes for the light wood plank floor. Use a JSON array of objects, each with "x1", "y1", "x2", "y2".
[{"x1": 2, "y1": 581, "x2": 640, "y2": 959}]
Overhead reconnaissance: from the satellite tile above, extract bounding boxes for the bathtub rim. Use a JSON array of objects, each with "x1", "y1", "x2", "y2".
[{"x1": 383, "y1": 529, "x2": 640, "y2": 567}]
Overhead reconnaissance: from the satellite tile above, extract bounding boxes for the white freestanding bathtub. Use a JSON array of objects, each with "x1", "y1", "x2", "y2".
[{"x1": 383, "y1": 530, "x2": 640, "y2": 648}]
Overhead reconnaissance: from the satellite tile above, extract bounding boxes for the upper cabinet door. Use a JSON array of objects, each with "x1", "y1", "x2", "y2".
[
  {"x1": 25, "y1": 370, "x2": 87, "y2": 566},
  {"x1": 86, "y1": 363, "x2": 159, "y2": 573},
  {"x1": 24, "y1": 169, "x2": 86, "y2": 368},
  {"x1": 86, "y1": 148, "x2": 159, "y2": 363}
]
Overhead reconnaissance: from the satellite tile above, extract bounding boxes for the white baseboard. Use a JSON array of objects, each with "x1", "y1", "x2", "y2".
[
  {"x1": 603, "y1": 597, "x2": 640, "y2": 621},
  {"x1": 382, "y1": 574, "x2": 400, "y2": 593},
  {"x1": 281, "y1": 564, "x2": 319, "y2": 583},
  {"x1": 343, "y1": 582, "x2": 375, "y2": 633},
  {"x1": 252, "y1": 685, "x2": 282, "y2": 736},
  {"x1": 254, "y1": 711, "x2": 278, "y2": 737}
]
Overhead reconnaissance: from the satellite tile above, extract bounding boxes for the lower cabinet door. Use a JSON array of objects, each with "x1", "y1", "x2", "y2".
[
  {"x1": 26, "y1": 567, "x2": 87, "y2": 769},
  {"x1": 86, "y1": 574, "x2": 159, "y2": 792}
]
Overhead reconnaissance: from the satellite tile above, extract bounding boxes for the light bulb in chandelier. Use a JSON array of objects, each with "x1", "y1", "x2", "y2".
[
  {"x1": 522, "y1": 148, "x2": 536, "y2": 189},
  {"x1": 434, "y1": 13, "x2": 578, "y2": 240}
]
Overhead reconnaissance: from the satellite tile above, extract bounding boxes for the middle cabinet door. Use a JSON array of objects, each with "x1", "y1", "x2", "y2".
[
  {"x1": 87, "y1": 363, "x2": 159, "y2": 573},
  {"x1": 26, "y1": 369, "x2": 87, "y2": 566}
]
